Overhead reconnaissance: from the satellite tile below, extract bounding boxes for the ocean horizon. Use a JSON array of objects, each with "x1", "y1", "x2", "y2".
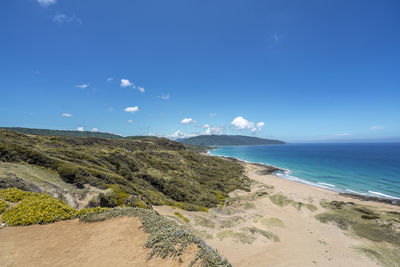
[{"x1": 209, "y1": 142, "x2": 400, "y2": 200}]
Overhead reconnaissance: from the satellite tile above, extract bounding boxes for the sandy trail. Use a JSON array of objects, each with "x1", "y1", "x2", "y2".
[
  {"x1": 155, "y1": 163, "x2": 400, "y2": 267},
  {"x1": 0, "y1": 217, "x2": 197, "y2": 267}
]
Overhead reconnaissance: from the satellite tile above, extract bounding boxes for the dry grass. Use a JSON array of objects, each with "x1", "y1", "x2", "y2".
[{"x1": 261, "y1": 217, "x2": 285, "y2": 228}]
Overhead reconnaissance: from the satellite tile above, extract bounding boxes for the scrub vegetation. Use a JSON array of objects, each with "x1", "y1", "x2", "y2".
[
  {"x1": 80, "y1": 207, "x2": 231, "y2": 266},
  {"x1": 316, "y1": 200, "x2": 400, "y2": 266},
  {"x1": 0, "y1": 188, "x2": 107, "y2": 226},
  {"x1": 241, "y1": 227, "x2": 280, "y2": 242},
  {"x1": 261, "y1": 217, "x2": 285, "y2": 228},
  {"x1": 355, "y1": 244, "x2": 400, "y2": 267},
  {"x1": 0, "y1": 129, "x2": 249, "y2": 211},
  {"x1": 0, "y1": 199, "x2": 8, "y2": 214}
]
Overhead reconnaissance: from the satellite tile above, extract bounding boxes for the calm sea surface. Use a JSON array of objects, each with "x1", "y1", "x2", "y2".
[{"x1": 209, "y1": 143, "x2": 400, "y2": 199}]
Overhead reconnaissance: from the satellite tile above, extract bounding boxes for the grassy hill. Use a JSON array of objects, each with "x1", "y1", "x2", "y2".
[
  {"x1": 0, "y1": 127, "x2": 121, "y2": 139},
  {"x1": 0, "y1": 129, "x2": 249, "y2": 211},
  {"x1": 178, "y1": 134, "x2": 285, "y2": 146}
]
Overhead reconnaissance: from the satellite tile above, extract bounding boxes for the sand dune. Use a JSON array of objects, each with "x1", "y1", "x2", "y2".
[
  {"x1": 0, "y1": 217, "x2": 198, "y2": 267},
  {"x1": 155, "y1": 163, "x2": 400, "y2": 266}
]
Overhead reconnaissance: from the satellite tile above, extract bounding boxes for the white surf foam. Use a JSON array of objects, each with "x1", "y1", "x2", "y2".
[
  {"x1": 274, "y1": 171, "x2": 336, "y2": 191},
  {"x1": 318, "y1": 182, "x2": 336, "y2": 187},
  {"x1": 345, "y1": 189, "x2": 362, "y2": 194},
  {"x1": 368, "y1": 191, "x2": 400, "y2": 200}
]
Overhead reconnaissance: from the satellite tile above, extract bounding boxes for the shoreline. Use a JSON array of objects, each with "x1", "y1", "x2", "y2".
[
  {"x1": 206, "y1": 150, "x2": 400, "y2": 206},
  {"x1": 155, "y1": 163, "x2": 400, "y2": 266}
]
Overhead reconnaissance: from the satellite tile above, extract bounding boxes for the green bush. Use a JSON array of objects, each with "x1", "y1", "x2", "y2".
[
  {"x1": 0, "y1": 199, "x2": 8, "y2": 213},
  {"x1": 2, "y1": 193, "x2": 77, "y2": 226},
  {"x1": 0, "y1": 188, "x2": 32, "y2": 202},
  {"x1": 91, "y1": 185, "x2": 130, "y2": 208},
  {"x1": 123, "y1": 196, "x2": 150, "y2": 209},
  {"x1": 77, "y1": 207, "x2": 108, "y2": 217}
]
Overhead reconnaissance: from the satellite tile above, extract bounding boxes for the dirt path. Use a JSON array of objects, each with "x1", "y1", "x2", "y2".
[{"x1": 0, "y1": 217, "x2": 197, "y2": 267}]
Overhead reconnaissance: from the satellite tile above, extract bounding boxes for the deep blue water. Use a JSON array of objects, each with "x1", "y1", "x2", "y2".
[{"x1": 209, "y1": 143, "x2": 400, "y2": 199}]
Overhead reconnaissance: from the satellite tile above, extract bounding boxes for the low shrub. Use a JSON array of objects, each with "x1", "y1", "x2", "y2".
[
  {"x1": 315, "y1": 213, "x2": 351, "y2": 230},
  {"x1": 216, "y1": 230, "x2": 256, "y2": 244},
  {"x1": 194, "y1": 216, "x2": 215, "y2": 228},
  {"x1": 77, "y1": 207, "x2": 108, "y2": 217},
  {"x1": 91, "y1": 185, "x2": 130, "y2": 208},
  {"x1": 361, "y1": 214, "x2": 380, "y2": 220},
  {"x1": 2, "y1": 193, "x2": 77, "y2": 226},
  {"x1": 0, "y1": 188, "x2": 31, "y2": 202},
  {"x1": 305, "y1": 203, "x2": 318, "y2": 212},
  {"x1": 0, "y1": 199, "x2": 8, "y2": 213},
  {"x1": 269, "y1": 194, "x2": 293, "y2": 207},
  {"x1": 219, "y1": 216, "x2": 245, "y2": 228},
  {"x1": 123, "y1": 195, "x2": 151, "y2": 209},
  {"x1": 241, "y1": 227, "x2": 280, "y2": 242},
  {"x1": 261, "y1": 217, "x2": 285, "y2": 228}
]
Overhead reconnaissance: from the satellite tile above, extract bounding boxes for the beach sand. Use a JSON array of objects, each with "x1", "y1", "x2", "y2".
[
  {"x1": 155, "y1": 162, "x2": 400, "y2": 267},
  {"x1": 0, "y1": 217, "x2": 198, "y2": 267}
]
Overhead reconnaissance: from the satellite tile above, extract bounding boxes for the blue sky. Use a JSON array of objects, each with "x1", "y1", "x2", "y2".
[{"x1": 1, "y1": 0, "x2": 399, "y2": 142}]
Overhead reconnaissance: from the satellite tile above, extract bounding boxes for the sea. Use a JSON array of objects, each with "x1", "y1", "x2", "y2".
[{"x1": 209, "y1": 143, "x2": 400, "y2": 199}]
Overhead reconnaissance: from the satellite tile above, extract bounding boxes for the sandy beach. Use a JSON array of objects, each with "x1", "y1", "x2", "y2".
[{"x1": 155, "y1": 161, "x2": 400, "y2": 267}]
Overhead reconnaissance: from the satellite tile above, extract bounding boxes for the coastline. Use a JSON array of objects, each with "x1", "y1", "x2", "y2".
[
  {"x1": 206, "y1": 150, "x2": 400, "y2": 206},
  {"x1": 155, "y1": 161, "x2": 400, "y2": 266}
]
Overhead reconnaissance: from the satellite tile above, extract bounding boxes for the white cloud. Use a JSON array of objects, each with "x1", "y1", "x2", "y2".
[
  {"x1": 120, "y1": 79, "x2": 134, "y2": 88},
  {"x1": 170, "y1": 130, "x2": 195, "y2": 139},
  {"x1": 231, "y1": 116, "x2": 264, "y2": 132},
  {"x1": 53, "y1": 13, "x2": 82, "y2": 24},
  {"x1": 137, "y1": 87, "x2": 145, "y2": 93},
  {"x1": 256, "y1": 122, "x2": 264, "y2": 129},
  {"x1": 91, "y1": 128, "x2": 99, "y2": 132},
  {"x1": 370, "y1": 126, "x2": 383, "y2": 130},
  {"x1": 124, "y1": 106, "x2": 139, "y2": 113},
  {"x1": 107, "y1": 107, "x2": 113, "y2": 112},
  {"x1": 106, "y1": 77, "x2": 113, "y2": 81},
  {"x1": 181, "y1": 118, "x2": 195, "y2": 124},
  {"x1": 128, "y1": 120, "x2": 133, "y2": 123},
  {"x1": 61, "y1": 113, "x2": 72, "y2": 117},
  {"x1": 209, "y1": 113, "x2": 216, "y2": 117},
  {"x1": 158, "y1": 94, "x2": 170, "y2": 100},
  {"x1": 205, "y1": 126, "x2": 223, "y2": 135},
  {"x1": 201, "y1": 124, "x2": 223, "y2": 135},
  {"x1": 37, "y1": 0, "x2": 56, "y2": 7},
  {"x1": 77, "y1": 127, "x2": 84, "y2": 132},
  {"x1": 75, "y1": 83, "x2": 89, "y2": 89},
  {"x1": 171, "y1": 130, "x2": 184, "y2": 138}
]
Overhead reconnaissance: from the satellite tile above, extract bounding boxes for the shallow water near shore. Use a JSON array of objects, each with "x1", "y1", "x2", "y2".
[{"x1": 209, "y1": 143, "x2": 400, "y2": 199}]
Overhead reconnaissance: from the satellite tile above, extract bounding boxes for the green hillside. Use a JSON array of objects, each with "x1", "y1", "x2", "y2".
[
  {"x1": 0, "y1": 127, "x2": 121, "y2": 139},
  {"x1": 0, "y1": 129, "x2": 249, "y2": 211},
  {"x1": 178, "y1": 134, "x2": 285, "y2": 146}
]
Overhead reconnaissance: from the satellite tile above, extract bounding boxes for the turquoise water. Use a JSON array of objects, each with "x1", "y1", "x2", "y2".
[{"x1": 209, "y1": 143, "x2": 400, "y2": 199}]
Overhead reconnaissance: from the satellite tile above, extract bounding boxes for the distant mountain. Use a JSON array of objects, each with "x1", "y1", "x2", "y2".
[
  {"x1": 0, "y1": 127, "x2": 121, "y2": 139},
  {"x1": 177, "y1": 135, "x2": 285, "y2": 146}
]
